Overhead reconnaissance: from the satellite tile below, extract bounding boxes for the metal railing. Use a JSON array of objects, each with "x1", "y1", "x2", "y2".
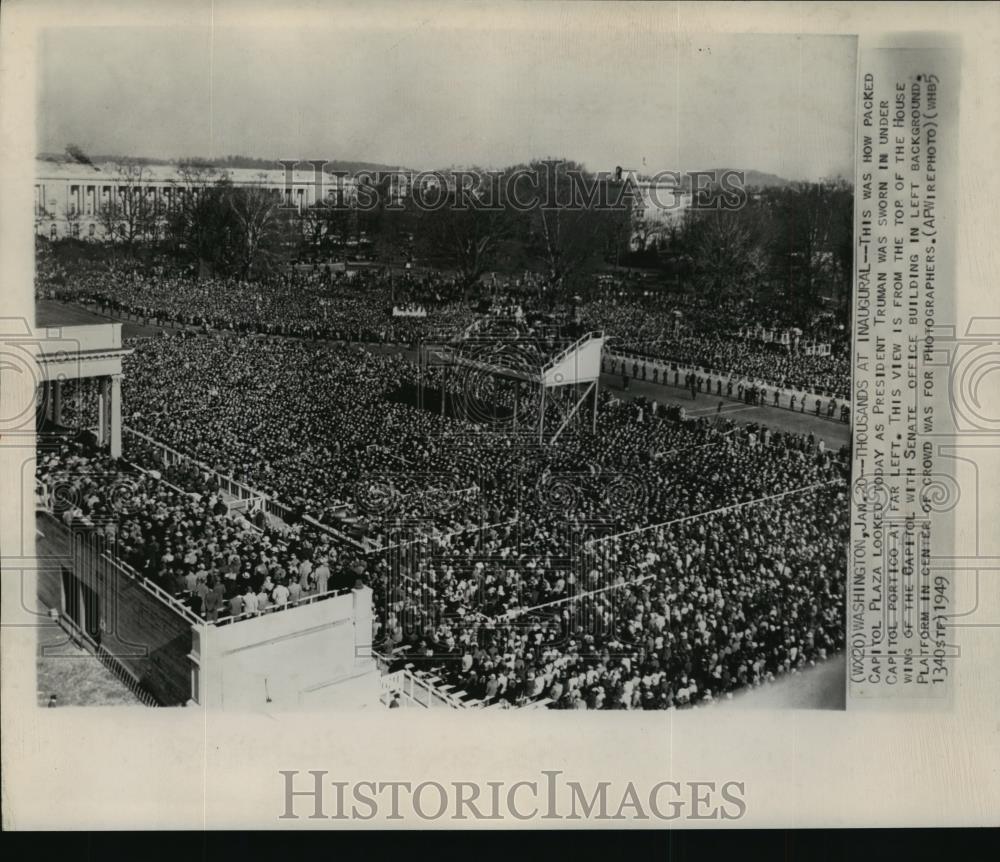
[
  {"x1": 605, "y1": 347, "x2": 847, "y2": 402},
  {"x1": 372, "y1": 647, "x2": 562, "y2": 710},
  {"x1": 262, "y1": 496, "x2": 294, "y2": 522},
  {"x1": 96, "y1": 644, "x2": 162, "y2": 707},
  {"x1": 375, "y1": 648, "x2": 561, "y2": 710},
  {"x1": 35, "y1": 474, "x2": 366, "y2": 633},
  {"x1": 302, "y1": 513, "x2": 374, "y2": 553},
  {"x1": 35, "y1": 466, "x2": 194, "y2": 615},
  {"x1": 374, "y1": 652, "x2": 474, "y2": 709},
  {"x1": 101, "y1": 550, "x2": 206, "y2": 627},
  {"x1": 35, "y1": 503, "x2": 207, "y2": 627},
  {"x1": 123, "y1": 457, "x2": 189, "y2": 497},
  {"x1": 124, "y1": 428, "x2": 375, "y2": 540},
  {"x1": 123, "y1": 426, "x2": 266, "y2": 505},
  {"x1": 212, "y1": 584, "x2": 355, "y2": 627}
]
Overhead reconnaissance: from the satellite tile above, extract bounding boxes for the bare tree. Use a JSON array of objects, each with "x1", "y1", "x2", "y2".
[
  {"x1": 687, "y1": 209, "x2": 768, "y2": 301},
  {"x1": 768, "y1": 180, "x2": 853, "y2": 313},
  {"x1": 522, "y1": 160, "x2": 626, "y2": 291},
  {"x1": 228, "y1": 177, "x2": 282, "y2": 278},
  {"x1": 403, "y1": 169, "x2": 520, "y2": 295},
  {"x1": 97, "y1": 159, "x2": 159, "y2": 248},
  {"x1": 166, "y1": 161, "x2": 229, "y2": 273},
  {"x1": 299, "y1": 197, "x2": 357, "y2": 261}
]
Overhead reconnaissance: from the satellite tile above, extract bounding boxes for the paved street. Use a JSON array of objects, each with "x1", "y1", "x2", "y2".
[{"x1": 600, "y1": 373, "x2": 851, "y2": 450}]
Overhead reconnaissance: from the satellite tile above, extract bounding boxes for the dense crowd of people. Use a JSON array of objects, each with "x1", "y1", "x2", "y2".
[
  {"x1": 35, "y1": 252, "x2": 853, "y2": 710},
  {"x1": 120, "y1": 333, "x2": 490, "y2": 541},
  {"x1": 37, "y1": 248, "x2": 850, "y2": 399},
  {"x1": 36, "y1": 438, "x2": 374, "y2": 623},
  {"x1": 39, "y1": 322, "x2": 848, "y2": 709},
  {"x1": 580, "y1": 297, "x2": 851, "y2": 399},
  {"x1": 38, "y1": 260, "x2": 475, "y2": 344},
  {"x1": 374, "y1": 401, "x2": 847, "y2": 709}
]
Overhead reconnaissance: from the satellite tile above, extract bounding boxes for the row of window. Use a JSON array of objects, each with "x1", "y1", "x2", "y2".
[
  {"x1": 39, "y1": 223, "x2": 97, "y2": 239},
  {"x1": 38, "y1": 222, "x2": 172, "y2": 240},
  {"x1": 34, "y1": 184, "x2": 212, "y2": 219},
  {"x1": 35, "y1": 183, "x2": 319, "y2": 214}
]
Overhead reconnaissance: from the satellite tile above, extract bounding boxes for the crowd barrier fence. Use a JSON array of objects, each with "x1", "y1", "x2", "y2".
[{"x1": 604, "y1": 350, "x2": 849, "y2": 422}]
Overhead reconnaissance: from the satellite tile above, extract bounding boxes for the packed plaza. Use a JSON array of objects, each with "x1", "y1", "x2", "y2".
[
  {"x1": 36, "y1": 232, "x2": 852, "y2": 709},
  {"x1": 38, "y1": 254, "x2": 851, "y2": 400}
]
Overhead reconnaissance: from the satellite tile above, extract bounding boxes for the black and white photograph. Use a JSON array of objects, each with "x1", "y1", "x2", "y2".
[
  {"x1": 3, "y1": 0, "x2": 998, "y2": 833},
  {"x1": 27, "y1": 14, "x2": 856, "y2": 713}
]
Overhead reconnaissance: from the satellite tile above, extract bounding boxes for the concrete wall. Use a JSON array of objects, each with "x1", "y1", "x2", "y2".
[
  {"x1": 36, "y1": 512, "x2": 195, "y2": 705},
  {"x1": 36, "y1": 512, "x2": 379, "y2": 711},
  {"x1": 31, "y1": 322, "x2": 126, "y2": 383},
  {"x1": 196, "y1": 587, "x2": 377, "y2": 711},
  {"x1": 32, "y1": 322, "x2": 123, "y2": 351}
]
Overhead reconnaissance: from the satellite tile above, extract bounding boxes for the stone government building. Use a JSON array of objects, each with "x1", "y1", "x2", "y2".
[
  {"x1": 34, "y1": 156, "x2": 690, "y2": 247},
  {"x1": 33, "y1": 156, "x2": 370, "y2": 242}
]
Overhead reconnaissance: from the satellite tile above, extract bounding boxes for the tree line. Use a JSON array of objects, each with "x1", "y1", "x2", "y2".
[{"x1": 58, "y1": 155, "x2": 852, "y2": 314}]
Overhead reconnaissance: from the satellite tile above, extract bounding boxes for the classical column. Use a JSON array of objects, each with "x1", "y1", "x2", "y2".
[
  {"x1": 97, "y1": 377, "x2": 108, "y2": 446},
  {"x1": 109, "y1": 373, "x2": 123, "y2": 458},
  {"x1": 51, "y1": 379, "x2": 63, "y2": 426}
]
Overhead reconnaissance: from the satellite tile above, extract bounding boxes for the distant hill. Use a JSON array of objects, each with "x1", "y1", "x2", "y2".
[
  {"x1": 39, "y1": 151, "x2": 845, "y2": 189},
  {"x1": 732, "y1": 169, "x2": 795, "y2": 189},
  {"x1": 682, "y1": 169, "x2": 852, "y2": 189},
  {"x1": 680, "y1": 168, "x2": 794, "y2": 190}
]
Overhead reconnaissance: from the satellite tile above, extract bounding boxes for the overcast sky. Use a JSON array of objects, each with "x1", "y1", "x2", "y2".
[{"x1": 37, "y1": 5, "x2": 856, "y2": 181}]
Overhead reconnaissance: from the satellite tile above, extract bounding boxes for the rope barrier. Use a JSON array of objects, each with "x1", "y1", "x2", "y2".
[
  {"x1": 496, "y1": 478, "x2": 847, "y2": 620},
  {"x1": 585, "y1": 477, "x2": 846, "y2": 546}
]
